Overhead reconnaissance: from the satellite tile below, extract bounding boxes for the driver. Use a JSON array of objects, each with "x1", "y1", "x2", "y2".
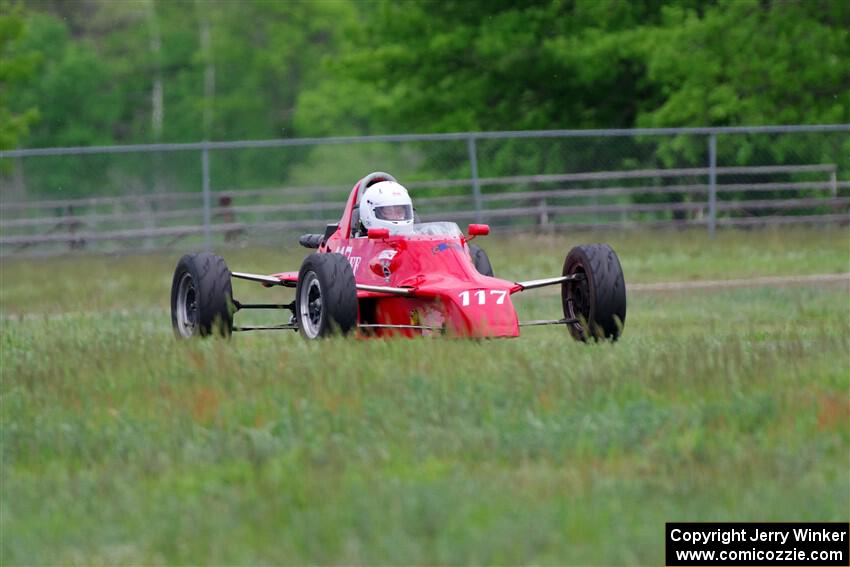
[{"x1": 358, "y1": 180, "x2": 414, "y2": 234}]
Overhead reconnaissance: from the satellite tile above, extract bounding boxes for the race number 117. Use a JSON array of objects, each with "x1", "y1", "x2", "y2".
[{"x1": 459, "y1": 290, "x2": 507, "y2": 306}]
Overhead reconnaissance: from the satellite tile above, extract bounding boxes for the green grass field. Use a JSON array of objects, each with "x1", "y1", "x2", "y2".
[{"x1": 2, "y1": 226, "x2": 849, "y2": 565}]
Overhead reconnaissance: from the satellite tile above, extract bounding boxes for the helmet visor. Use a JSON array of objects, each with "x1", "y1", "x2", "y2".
[{"x1": 374, "y1": 204, "x2": 413, "y2": 222}]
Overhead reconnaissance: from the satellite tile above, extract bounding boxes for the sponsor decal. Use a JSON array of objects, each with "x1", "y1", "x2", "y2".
[
  {"x1": 377, "y1": 249, "x2": 397, "y2": 262},
  {"x1": 432, "y1": 242, "x2": 463, "y2": 254},
  {"x1": 332, "y1": 245, "x2": 362, "y2": 273},
  {"x1": 377, "y1": 249, "x2": 396, "y2": 281}
]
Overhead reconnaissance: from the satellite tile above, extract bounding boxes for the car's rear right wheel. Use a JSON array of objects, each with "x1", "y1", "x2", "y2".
[{"x1": 295, "y1": 253, "x2": 358, "y2": 339}]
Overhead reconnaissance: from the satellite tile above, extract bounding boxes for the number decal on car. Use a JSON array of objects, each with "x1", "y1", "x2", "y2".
[{"x1": 459, "y1": 290, "x2": 507, "y2": 306}]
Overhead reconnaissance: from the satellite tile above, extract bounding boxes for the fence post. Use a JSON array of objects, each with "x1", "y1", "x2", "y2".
[
  {"x1": 538, "y1": 198, "x2": 549, "y2": 228},
  {"x1": 142, "y1": 195, "x2": 155, "y2": 250},
  {"x1": 708, "y1": 133, "x2": 717, "y2": 238},
  {"x1": 467, "y1": 136, "x2": 483, "y2": 223},
  {"x1": 201, "y1": 145, "x2": 212, "y2": 251}
]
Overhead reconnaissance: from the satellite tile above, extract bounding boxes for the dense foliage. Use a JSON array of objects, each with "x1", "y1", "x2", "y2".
[
  {"x1": 0, "y1": 1, "x2": 39, "y2": 149},
  {"x1": 2, "y1": 0, "x2": 356, "y2": 149},
  {"x1": 309, "y1": 0, "x2": 850, "y2": 133},
  {"x1": 2, "y1": 0, "x2": 848, "y2": 150},
  {"x1": 1, "y1": 0, "x2": 848, "y2": 203}
]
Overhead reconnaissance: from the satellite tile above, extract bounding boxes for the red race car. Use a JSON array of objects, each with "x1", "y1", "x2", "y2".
[{"x1": 170, "y1": 172, "x2": 626, "y2": 341}]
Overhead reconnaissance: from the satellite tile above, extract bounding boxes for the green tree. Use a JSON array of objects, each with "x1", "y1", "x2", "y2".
[
  {"x1": 293, "y1": 0, "x2": 675, "y2": 180},
  {"x1": 0, "y1": 1, "x2": 39, "y2": 150},
  {"x1": 7, "y1": 11, "x2": 120, "y2": 148},
  {"x1": 298, "y1": 0, "x2": 849, "y2": 136},
  {"x1": 3, "y1": 1, "x2": 360, "y2": 196},
  {"x1": 639, "y1": 0, "x2": 850, "y2": 128},
  {"x1": 637, "y1": 0, "x2": 850, "y2": 175},
  {"x1": 295, "y1": 0, "x2": 849, "y2": 190},
  {"x1": 296, "y1": 0, "x2": 673, "y2": 136}
]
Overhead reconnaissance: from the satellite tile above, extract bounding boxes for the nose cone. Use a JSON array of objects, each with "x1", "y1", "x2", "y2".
[
  {"x1": 442, "y1": 285, "x2": 519, "y2": 338},
  {"x1": 383, "y1": 238, "x2": 520, "y2": 338}
]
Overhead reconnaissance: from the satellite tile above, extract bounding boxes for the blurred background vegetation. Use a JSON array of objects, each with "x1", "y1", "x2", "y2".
[
  {"x1": 2, "y1": 0, "x2": 848, "y2": 150},
  {"x1": 0, "y1": 0, "x2": 848, "y2": 201}
]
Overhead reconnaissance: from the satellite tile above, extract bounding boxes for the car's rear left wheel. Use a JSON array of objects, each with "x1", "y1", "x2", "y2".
[{"x1": 469, "y1": 244, "x2": 494, "y2": 276}]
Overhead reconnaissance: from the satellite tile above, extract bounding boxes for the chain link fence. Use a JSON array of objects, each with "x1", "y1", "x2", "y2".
[{"x1": 1, "y1": 125, "x2": 848, "y2": 255}]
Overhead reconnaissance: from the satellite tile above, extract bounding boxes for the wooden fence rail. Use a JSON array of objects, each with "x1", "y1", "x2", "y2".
[
  {"x1": 1, "y1": 163, "x2": 838, "y2": 213},
  {"x1": 2, "y1": 164, "x2": 847, "y2": 254}
]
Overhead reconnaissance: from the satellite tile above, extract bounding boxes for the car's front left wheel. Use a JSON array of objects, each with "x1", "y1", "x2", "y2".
[{"x1": 561, "y1": 244, "x2": 626, "y2": 342}]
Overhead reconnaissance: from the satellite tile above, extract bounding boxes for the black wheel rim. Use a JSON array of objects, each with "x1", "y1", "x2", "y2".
[
  {"x1": 566, "y1": 266, "x2": 590, "y2": 333},
  {"x1": 176, "y1": 272, "x2": 199, "y2": 337},
  {"x1": 299, "y1": 271, "x2": 323, "y2": 338}
]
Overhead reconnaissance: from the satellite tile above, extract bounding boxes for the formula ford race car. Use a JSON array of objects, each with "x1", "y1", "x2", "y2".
[{"x1": 170, "y1": 172, "x2": 626, "y2": 341}]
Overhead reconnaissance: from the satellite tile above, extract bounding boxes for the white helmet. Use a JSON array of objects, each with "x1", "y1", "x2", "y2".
[{"x1": 359, "y1": 181, "x2": 414, "y2": 231}]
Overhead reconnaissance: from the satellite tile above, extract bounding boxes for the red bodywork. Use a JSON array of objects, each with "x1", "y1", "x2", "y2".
[{"x1": 269, "y1": 177, "x2": 524, "y2": 338}]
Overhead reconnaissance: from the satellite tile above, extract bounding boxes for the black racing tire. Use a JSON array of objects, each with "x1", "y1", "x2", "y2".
[
  {"x1": 171, "y1": 252, "x2": 234, "y2": 338},
  {"x1": 469, "y1": 244, "x2": 495, "y2": 277},
  {"x1": 561, "y1": 244, "x2": 626, "y2": 342},
  {"x1": 295, "y1": 253, "x2": 358, "y2": 339}
]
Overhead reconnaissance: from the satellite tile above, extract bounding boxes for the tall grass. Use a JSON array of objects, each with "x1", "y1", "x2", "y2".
[
  {"x1": 1, "y1": 225, "x2": 847, "y2": 315},
  {"x1": 1, "y1": 227, "x2": 848, "y2": 565}
]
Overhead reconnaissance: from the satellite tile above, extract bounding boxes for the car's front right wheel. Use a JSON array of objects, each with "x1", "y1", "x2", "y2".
[{"x1": 170, "y1": 252, "x2": 234, "y2": 338}]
